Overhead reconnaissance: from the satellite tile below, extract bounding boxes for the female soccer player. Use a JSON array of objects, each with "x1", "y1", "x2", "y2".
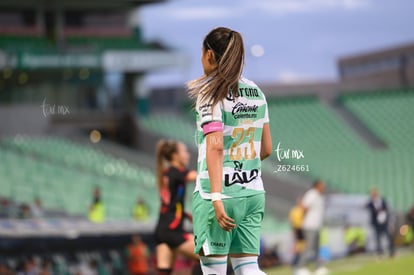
[
  {"x1": 154, "y1": 140, "x2": 199, "y2": 275},
  {"x1": 188, "y1": 27, "x2": 273, "y2": 275}
]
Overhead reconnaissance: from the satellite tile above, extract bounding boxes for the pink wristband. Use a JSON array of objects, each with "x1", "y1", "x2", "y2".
[{"x1": 203, "y1": 121, "x2": 223, "y2": 135}]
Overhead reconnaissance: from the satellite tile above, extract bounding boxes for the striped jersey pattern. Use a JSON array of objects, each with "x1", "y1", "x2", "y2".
[{"x1": 195, "y1": 77, "x2": 269, "y2": 199}]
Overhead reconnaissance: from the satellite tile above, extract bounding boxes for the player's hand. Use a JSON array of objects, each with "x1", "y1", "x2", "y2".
[{"x1": 212, "y1": 200, "x2": 236, "y2": 231}]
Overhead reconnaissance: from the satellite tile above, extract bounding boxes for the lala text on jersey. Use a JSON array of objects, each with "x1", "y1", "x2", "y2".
[
  {"x1": 224, "y1": 169, "x2": 259, "y2": 187},
  {"x1": 224, "y1": 161, "x2": 259, "y2": 187}
]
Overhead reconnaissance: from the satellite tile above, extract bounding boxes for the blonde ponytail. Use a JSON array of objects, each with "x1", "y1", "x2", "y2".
[{"x1": 188, "y1": 27, "x2": 245, "y2": 107}]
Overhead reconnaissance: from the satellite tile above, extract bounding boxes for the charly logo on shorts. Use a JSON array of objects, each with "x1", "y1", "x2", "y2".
[{"x1": 210, "y1": 241, "x2": 226, "y2": 247}]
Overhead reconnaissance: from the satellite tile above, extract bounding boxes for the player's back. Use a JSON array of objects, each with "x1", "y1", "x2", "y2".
[
  {"x1": 195, "y1": 77, "x2": 269, "y2": 199},
  {"x1": 220, "y1": 77, "x2": 269, "y2": 197}
]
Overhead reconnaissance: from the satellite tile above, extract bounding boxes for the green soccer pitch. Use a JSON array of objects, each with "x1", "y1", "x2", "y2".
[{"x1": 264, "y1": 252, "x2": 414, "y2": 275}]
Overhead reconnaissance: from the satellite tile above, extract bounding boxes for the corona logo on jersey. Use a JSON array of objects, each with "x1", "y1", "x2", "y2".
[{"x1": 226, "y1": 87, "x2": 260, "y2": 101}]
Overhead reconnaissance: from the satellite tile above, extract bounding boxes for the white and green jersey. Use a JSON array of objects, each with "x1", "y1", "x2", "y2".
[{"x1": 195, "y1": 77, "x2": 269, "y2": 199}]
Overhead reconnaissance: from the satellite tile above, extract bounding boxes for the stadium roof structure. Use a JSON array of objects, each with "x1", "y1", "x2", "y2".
[
  {"x1": 0, "y1": 0, "x2": 188, "y2": 72},
  {"x1": 0, "y1": 47, "x2": 188, "y2": 72},
  {"x1": 0, "y1": 0, "x2": 165, "y2": 9},
  {"x1": 337, "y1": 41, "x2": 414, "y2": 89},
  {"x1": 338, "y1": 42, "x2": 414, "y2": 65}
]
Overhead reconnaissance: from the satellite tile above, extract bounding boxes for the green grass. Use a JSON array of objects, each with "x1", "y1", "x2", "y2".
[{"x1": 264, "y1": 253, "x2": 414, "y2": 275}]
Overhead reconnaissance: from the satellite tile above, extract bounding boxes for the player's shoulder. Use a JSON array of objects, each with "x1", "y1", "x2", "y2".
[
  {"x1": 195, "y1": 92, "x2": 212, "y2": 113},
  {"x1": 239, "y1": 77, "x2": 266, "y2": 98},
  {"x1": 239, "y1": 76, "x2": 259, "y2": 88},
  {"x1": 304, "y1": 188, "x2": 317, "y2": 198}
]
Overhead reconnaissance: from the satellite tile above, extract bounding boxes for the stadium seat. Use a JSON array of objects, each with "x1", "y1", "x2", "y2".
[
  {"x1": 139, "y1": 113, "x2": 196, "y2": 146},
  {"x1": 263, "y1": 91, "x2": 414, "y2": 211},
  {"x1": 340, "y1": 90, "x2": 414, "y2": 210},
  {"x1": 0, "y1": 137, "x2": 159, "y2": 221}
]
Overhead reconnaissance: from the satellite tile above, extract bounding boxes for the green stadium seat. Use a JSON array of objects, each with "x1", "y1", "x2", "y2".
[
  {"x1": 338, "y1": 90, "x2": 414, "y2": 210},
  {"x1": 0, "y1": 136, "x2": 159, "y2": 221},
  {"x1": 139, "y1": 113, "x2": 196, "y2": 147},
  {"x1": 250, "y1": 91, "x2": 409, "y2": 211},
  {"x1": 228, "y1": 91, "x2": 414, "y2": 211}
]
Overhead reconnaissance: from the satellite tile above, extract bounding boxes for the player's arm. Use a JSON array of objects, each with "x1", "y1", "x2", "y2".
[
  {"x1": 206, "y1": 131, "x2": 236, "y2": 231},
  {"x1": 185, "y1": 170, "x2": 198, "y2": 182},
  {"x1": 260, "y1": 123, "x2": 272, "y2": 160},
  {"x1": 206, "y1": 131, "x2": 224, "y2": 194}
]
